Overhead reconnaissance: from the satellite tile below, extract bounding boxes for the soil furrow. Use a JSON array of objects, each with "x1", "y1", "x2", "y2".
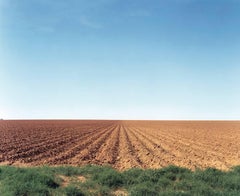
[
  {"x1": 114, "y1": 125, "x2": 142, "y2": 170},
  {"x1": 47, "y1": 125, "x2": 116, "y2": 164},
  {"x1": 94, "y1": 125, "x2": 120, "y2": 165},
  {"x1": 70, "y1": 125, "x2": 117, "y2": 164}
]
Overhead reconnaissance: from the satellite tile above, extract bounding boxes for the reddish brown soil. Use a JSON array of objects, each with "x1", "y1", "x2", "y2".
[{"x1": 0, "y1": 120, "x2": 239, "y2": 170}]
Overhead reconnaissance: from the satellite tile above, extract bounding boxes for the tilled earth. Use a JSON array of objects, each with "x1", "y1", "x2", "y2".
[{"x1": 0, "y1": 120, "x2": 239, "y2": 170}]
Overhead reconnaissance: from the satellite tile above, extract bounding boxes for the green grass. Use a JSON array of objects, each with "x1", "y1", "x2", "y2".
[{"x1": 0, "y1": 165, "x2": 240, "y2": 195}]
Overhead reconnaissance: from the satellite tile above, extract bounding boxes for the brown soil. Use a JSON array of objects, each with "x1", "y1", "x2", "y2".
[
  {"x1": 0, "y1": 120, "x2": 239, "y2": 170},
  {"x1": 112, "y1": 189, "x2": 128, "y2": 196}
]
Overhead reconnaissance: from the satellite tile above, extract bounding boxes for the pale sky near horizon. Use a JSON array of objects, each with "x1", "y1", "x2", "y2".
[{"x1": 0, "y1": 0, "x2": 240, "y2": 120}]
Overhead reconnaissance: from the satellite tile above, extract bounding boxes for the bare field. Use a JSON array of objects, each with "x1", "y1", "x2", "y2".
[{"x1": 0, "y1": 120, "x2": 239, "y2": 170}]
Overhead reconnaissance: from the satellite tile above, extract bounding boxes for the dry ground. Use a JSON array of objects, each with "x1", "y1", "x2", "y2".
[{"x1": 0, "y1": 120, "x2": 239, "y2": 170}]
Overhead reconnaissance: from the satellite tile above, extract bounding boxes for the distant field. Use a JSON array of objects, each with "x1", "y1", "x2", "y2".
[{"x1": 0, "y1": 120, "x2": 240, "y2": 170}]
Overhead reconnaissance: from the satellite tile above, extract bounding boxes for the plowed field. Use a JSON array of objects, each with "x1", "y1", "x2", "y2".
[{"x1": 0, "y1": 120, "x2": 240, "y2": 170}]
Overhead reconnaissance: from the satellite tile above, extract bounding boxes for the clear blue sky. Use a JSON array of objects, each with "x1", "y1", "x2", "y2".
[{"x1": 0, "y1": 0, "x2": 240, "y2": 119}]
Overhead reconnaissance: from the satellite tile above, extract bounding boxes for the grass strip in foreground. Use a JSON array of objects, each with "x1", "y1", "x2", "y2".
[{"x1": 0, "y1": 165, "x2": 240, "y2": 195}]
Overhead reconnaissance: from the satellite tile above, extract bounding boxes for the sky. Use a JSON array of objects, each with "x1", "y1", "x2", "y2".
[{"x1": 0, "y1": 0, "x2": 240, "y2": 120}]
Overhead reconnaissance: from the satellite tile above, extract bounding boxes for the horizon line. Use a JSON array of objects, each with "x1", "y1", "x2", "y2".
[{"x1": 1, "y1": 118, "x2": 240, "y2": 121}]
